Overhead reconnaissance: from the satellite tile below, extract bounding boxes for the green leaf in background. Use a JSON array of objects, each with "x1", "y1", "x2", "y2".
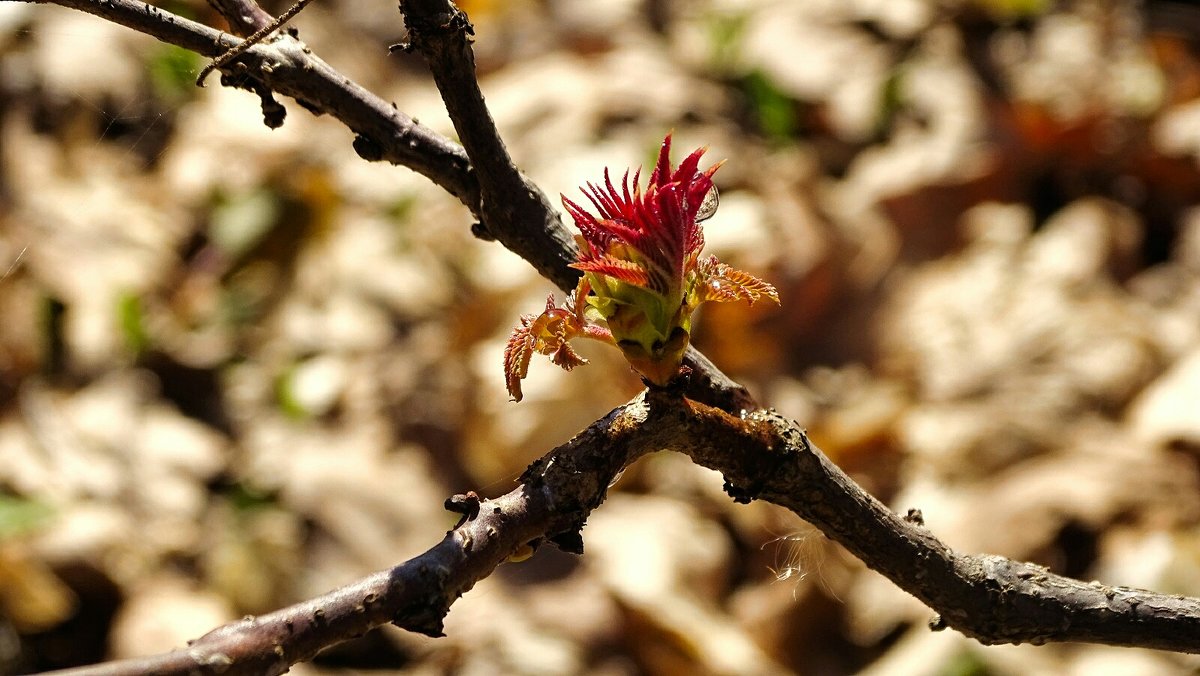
[
  {"x1": 740, "y1": 70, "x2": 798, "y2": 143},
  {"x1": 117, "y1": 291, "x2": 148, "y2": 356},
  {"x1": 0, "y1": 495, "x2": 54, "y2": 541},
  {"x1": 222, "y1": 481, "x2": 279, "y2": 513},
  {"x1": 275, "y1": 362, "x2": 309, "y2": 420},
  {"x1": 386, "y1": 194, "x2": 418, "y2": 226},
  {"x1": 874, "y1": 67, "x2": 906, "y2": 139},
  {"x1": 938, "y1": 650, "x2": 994, "y2": 676},
  {"x1": 705, "y1": 12, "x2": 748, "y2": 71},
  {"x1": 157, "y1": 0, "x2": 198, "y2": 20},
  {"x1": 148, "y1": 44, "x2": 204, "y2": 103},
  {"x1": 975, "y1": 0, "x2": 1050, "y2": 20}
]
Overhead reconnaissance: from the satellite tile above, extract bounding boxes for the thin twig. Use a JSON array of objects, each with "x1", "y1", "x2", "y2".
[
  {"x1": 25, "y1": 0, "x2": 479, "y2": 207},
  {"x1": 195, "y1": 0, "x2": 316, "y2": 86},
  {"x1": 2, "y1": 245, "x2": 28, "y2": 281}
]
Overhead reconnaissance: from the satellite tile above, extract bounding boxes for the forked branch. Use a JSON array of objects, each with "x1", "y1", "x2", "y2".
[{"x1": 17, "y1": 1, "x2": 1200, "y2": 674}]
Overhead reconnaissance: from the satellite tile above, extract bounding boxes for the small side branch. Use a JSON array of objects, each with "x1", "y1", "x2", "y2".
[
  {"x1": 27, "y1": 0, "x2": 481, "y2": 212},
  {"x1": 400, "y1": 0, "x2": 578, "y2": 291}
]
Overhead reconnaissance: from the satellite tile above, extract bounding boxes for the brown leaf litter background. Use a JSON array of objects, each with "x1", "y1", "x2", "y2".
[{"x1": 1, "y1": 0, "x2": 1200, "y2": 673}]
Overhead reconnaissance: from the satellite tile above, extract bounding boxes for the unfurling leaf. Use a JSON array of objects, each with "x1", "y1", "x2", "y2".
[
  {"x1": 504, "y1": 134, "x2": 778, "y2": 400},
  {"x1": 693, "y1": 256, "x2": 780, "y2": 306}
]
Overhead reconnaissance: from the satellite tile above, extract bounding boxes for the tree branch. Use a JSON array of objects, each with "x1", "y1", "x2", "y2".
[
  {"x1": 400, "y1": 0, "x2": 578, "y2": 292},
  {"x1": 22, "y1": 0, "x2": 1200, "y2": 672},
  {"x1": 42, "y1": 392, "x2": 1200, "y2": 675},
  {"x1": 27, "y1": 0, "x2": 480, "y2": 211},
  {"x1": 205, "y1": 0, "x2": 273, "y2": 35},
  {"x1": 658, "y1": 397, "x2": 1200, "y2": 653},
  {"x1": 195, "y1": 0, "x2": 317, "y2": 85}
]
